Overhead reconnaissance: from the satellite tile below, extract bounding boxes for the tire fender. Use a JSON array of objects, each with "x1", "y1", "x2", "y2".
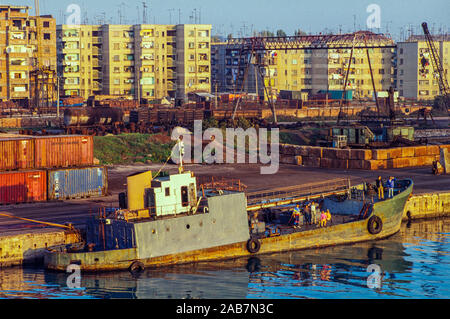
[
  {"x1": 367, "y1": 215, "x2": 383, "y2": 235},
  {"x1": 246, "y1": 238, "x2": 261, "y2": 254}
]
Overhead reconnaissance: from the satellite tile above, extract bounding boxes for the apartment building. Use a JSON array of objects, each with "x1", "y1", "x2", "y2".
[
  {"x1": 57, "y1": 23, "x2": 211, "y2": 102},
  {"x1": 397, "y1": 36, "x2": 449, "y2": 100},
  {"x1": 57, "y1": 24, "x2": 102, "y2": 98},
  {"x1": 0, "y1": 5, "x2": 56, "y2": 106},
  {"x1": 212, "y1": 31, "x2": 395, "y2": 100}
]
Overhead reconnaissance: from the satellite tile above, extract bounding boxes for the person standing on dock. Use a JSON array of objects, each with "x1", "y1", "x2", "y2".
[
  {"x1": 387, "y1": 176, "x2": 396, "y2": 198},
  {"x1": 376, "y1": 176, "x2": 384, "y2": 200}
]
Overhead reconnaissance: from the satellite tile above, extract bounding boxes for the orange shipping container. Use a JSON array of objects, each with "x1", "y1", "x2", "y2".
[
  {"x1": 0, "y1": 170, "x2": 47, "y2": 204},
  {"x1": 0, "y1": 137, "x2": 35, "y2": 171},
  {"x1": 33, "y1": 135, "x2": 94, "y2": 169}
]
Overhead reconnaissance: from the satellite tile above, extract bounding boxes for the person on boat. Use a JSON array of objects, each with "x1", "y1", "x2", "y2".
[
  {"x1": 387, "y1": 176, "x2": 396, "y2": 198},
  {"x1": 310, "y1": 201, "x2": 317, "y2": 225},
  {"x1": 326, "y1": 209, "x2": 332, "y2": 225},
  {"x1": 292, "y1": 205, "x2": 301, "y2": 228},
  {"x1": 250, "y1": 212, "x2": 259, "y2": 233},
  {"x1": 376, "y1": 176, "x2": 384, "y2": 200},
  {"x1": 320, "y1": 211, "x2": 327, "y2": 227}
]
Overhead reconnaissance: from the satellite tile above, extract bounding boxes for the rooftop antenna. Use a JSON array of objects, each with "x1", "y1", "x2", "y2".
[
  {"x1": 142, "y1": 2, "x2": 148, "y2": 24},
  {"x1": 178, "y1": 9, "x2": 181, "y2": 24},
  {"x1": 168, "y1": 8, "x2": 174, "y2": 24}
]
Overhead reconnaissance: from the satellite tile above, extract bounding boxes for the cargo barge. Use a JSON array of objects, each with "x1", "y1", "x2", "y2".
[{"x1": 44, "y1": 167, "x2": 413, "y2": 272}]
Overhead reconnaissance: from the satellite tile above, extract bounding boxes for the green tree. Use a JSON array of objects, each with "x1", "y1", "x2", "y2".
[
  {"x1": 276, "y1": 29, "x2": 287, "y2": 37},
  {"x1": 294, "y1": 29, "x2": 307, "y2": 36}
]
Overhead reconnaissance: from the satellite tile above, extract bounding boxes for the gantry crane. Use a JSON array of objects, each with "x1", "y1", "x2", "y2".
[
  {"x1": 421, "y1": 22, "x2": 449, "y2": 112},
  {"x1": 228, "y1": 31, "x2": 396, "y2": 124}
]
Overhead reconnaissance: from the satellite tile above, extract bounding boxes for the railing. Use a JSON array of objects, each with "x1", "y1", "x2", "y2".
[
  {"x1": 246, "y1": 178, "x2": 355, "y2": 206},
  {"x1": 197, "y1": 176, "x2": 247, "y2": 193}
]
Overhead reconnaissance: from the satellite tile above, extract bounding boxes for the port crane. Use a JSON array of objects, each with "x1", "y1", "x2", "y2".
[
  {"x1": 421, "y1": 22, "x2": 449, "y2": 113},
  {"x1": 228, "y1": 31, "x2": 396, "y2": 125}
]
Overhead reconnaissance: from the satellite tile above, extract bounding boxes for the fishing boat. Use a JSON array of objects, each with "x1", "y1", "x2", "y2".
[{"x1": 44, "y1": 168, "x2": 413, "y2": 272}]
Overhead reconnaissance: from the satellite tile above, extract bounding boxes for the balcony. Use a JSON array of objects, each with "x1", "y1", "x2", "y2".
[
  {"x1": 92, "y1": 37, "x2": 102, "y2": 44},
  {"x1": 167, "y1": 70, "x2": 176, "y2": 79},
  {"x1": 166, "y1": 58, "x2": 176, "y2": 67}
]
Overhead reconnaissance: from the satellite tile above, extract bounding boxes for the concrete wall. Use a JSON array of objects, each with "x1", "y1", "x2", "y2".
[
  {"x1": 0, "y1": 229, "x2": 80, "y2": 267},
  {"x1": 134, "y1": 192, "x2": 249, "y2": 259},
  {"x1": 403, "y1": 192, "x2": 450, "y2": 221}
]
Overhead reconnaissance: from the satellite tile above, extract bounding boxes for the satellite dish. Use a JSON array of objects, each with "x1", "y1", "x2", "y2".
[{"x1": 5, "y1": 47, "x2": 11, "y2": 54}]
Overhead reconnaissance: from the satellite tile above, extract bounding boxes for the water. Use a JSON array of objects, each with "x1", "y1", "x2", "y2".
[{"x1": 1, "y1": 217, "x2": 449, "y2": 299}]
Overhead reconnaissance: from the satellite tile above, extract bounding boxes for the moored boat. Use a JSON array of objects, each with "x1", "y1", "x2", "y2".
[{"x1": 44, "y1": 169, "x2": 413, "y2": 272}]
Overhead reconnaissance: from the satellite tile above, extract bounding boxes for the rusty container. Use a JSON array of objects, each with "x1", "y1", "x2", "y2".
[
  {"x1": 0, "y1": 136, "x2": 35, "y2": 171},
  {"x1": 0, "y1": 170, "x2": 47, "y2": 204},
  {"x1": 33, "y1": 135, "x2": 94, "y2": 169}
]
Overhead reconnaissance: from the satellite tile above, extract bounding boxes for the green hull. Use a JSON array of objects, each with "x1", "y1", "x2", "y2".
[{"x1": 45, "y1": 180, "x2": 413, "y2": 272}]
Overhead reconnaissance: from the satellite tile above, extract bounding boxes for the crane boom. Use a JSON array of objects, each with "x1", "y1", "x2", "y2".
[{"x1": 421, "y1": 22, "x2": 449, "y2": 104}]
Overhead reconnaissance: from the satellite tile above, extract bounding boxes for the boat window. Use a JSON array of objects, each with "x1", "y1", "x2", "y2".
[{"x1": 181, "y1": 186, "x2": 189, "y2": 207}]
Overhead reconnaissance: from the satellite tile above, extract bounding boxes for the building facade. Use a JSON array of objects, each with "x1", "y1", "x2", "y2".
[
  {"x1": 0, "y1": 5, "x2": 56, "y2": 106},
  {"x1": 397, "y1": 36, "x2": 449, "y2": 100},
  {"x1": 57, "y1": 23, "x2": 212, "y2": 102}
]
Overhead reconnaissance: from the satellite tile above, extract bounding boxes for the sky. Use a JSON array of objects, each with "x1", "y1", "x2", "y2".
[{"x1": 5, "y1": 0, "x2": 450, "y2": 40}]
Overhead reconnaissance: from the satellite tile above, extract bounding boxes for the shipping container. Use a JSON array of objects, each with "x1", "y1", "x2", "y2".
[
  {"x1": 47, "y1": 166, "x2": 108, "y2": 200},
  {"x1": 0, "y1": 136, "x2": 35, "y2": 171},
  {"x1": 33, "y1": 135, "x2": 94, "y2": 168},
  {"x1": 0, "y1": 170, "x2": 47, "y2": 205}
]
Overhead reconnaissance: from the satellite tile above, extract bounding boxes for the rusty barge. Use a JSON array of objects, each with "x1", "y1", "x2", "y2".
[{"x1": 44, "y1": 169, "x2": 413, "y2": 272}]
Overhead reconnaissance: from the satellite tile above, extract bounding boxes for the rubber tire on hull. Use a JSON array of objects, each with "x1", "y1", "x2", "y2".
[
  {"x1": 246, "y1": 238, "x2": 261, "y2": 254},
  {"x1": 367, "y1": 215, "x2": 383, "y2": 235},
  {"x1": 129, "y1": 261, "x2": 145, "y2": 273}
]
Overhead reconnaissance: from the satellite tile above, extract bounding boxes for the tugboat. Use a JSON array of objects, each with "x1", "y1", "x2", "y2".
[{"x1": 45, "y1": 166, "x2": 413, "y2": 272}]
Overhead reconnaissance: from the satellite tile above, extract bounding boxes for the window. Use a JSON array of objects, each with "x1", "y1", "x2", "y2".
[
  {"x1": 43, "y1": 33, "x2": 51, "y2": 40},
  {"x1": 113, "y1": 55, "x2": 120, "y2": 62},
  {"x1": 114, "y1": 43, "x2": 120, "y2": 50},
  {"x1": 165, "y1": 187, "x2": 170, "y2": 196},
  {"x1": 181, "y1": 186, "x2": 189, "y2": 207},
  {"x1": 43, "y1": 21, "x2": 50, "y2": 28}
]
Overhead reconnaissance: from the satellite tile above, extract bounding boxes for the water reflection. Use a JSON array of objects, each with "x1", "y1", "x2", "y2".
[{"x1": 0, "y1": 217, "x2": 449, "y2": 299}]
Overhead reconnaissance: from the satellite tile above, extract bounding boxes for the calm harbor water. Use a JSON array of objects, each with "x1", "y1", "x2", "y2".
[{"x1": 0, "y1": 217, "x2": 449, "y2": 299}]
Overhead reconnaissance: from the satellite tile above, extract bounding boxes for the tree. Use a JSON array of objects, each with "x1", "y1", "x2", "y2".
[
  {"x1": 294, "y1": 29, "x2": 307, "y2": 36},
  {"x1": 276, "y1": 29, "x2": 287, "y2": 37}
]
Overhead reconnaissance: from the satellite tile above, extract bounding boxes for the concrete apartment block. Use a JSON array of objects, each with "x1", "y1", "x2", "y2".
[
  {"x1": 56, "y1": 23, "x2": 211, "y2": 102},
  {"x1": 397, "y1": 37, "x2": 449, "y2": 100},
  {"x1": 0, "y1": 5, "x2": 56, "y2": 106}
]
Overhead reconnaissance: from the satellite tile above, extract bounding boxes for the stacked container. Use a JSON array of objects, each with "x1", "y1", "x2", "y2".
[
  {"x1": 33, "y1": 135, "x2": 94, "y2": 168},
  {"x1": 0, "y1": 134, "x2": 108, "y2": 205},
  {"x1": 47, "y1": 166, "x2": 108, "y2": 200},
  {"x1": 0, "y1": 170, "x2": 47, "y2": 204}
]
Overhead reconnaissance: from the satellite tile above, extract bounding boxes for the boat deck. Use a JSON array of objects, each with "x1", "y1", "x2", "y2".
[{"x1": 260, "y1": 213, "x2": 362, "y2": 237}]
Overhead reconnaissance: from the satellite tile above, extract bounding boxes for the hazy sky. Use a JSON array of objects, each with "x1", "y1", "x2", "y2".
[{"x1": 6, "y1": 0, "x2": 450, "y2": 40}]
